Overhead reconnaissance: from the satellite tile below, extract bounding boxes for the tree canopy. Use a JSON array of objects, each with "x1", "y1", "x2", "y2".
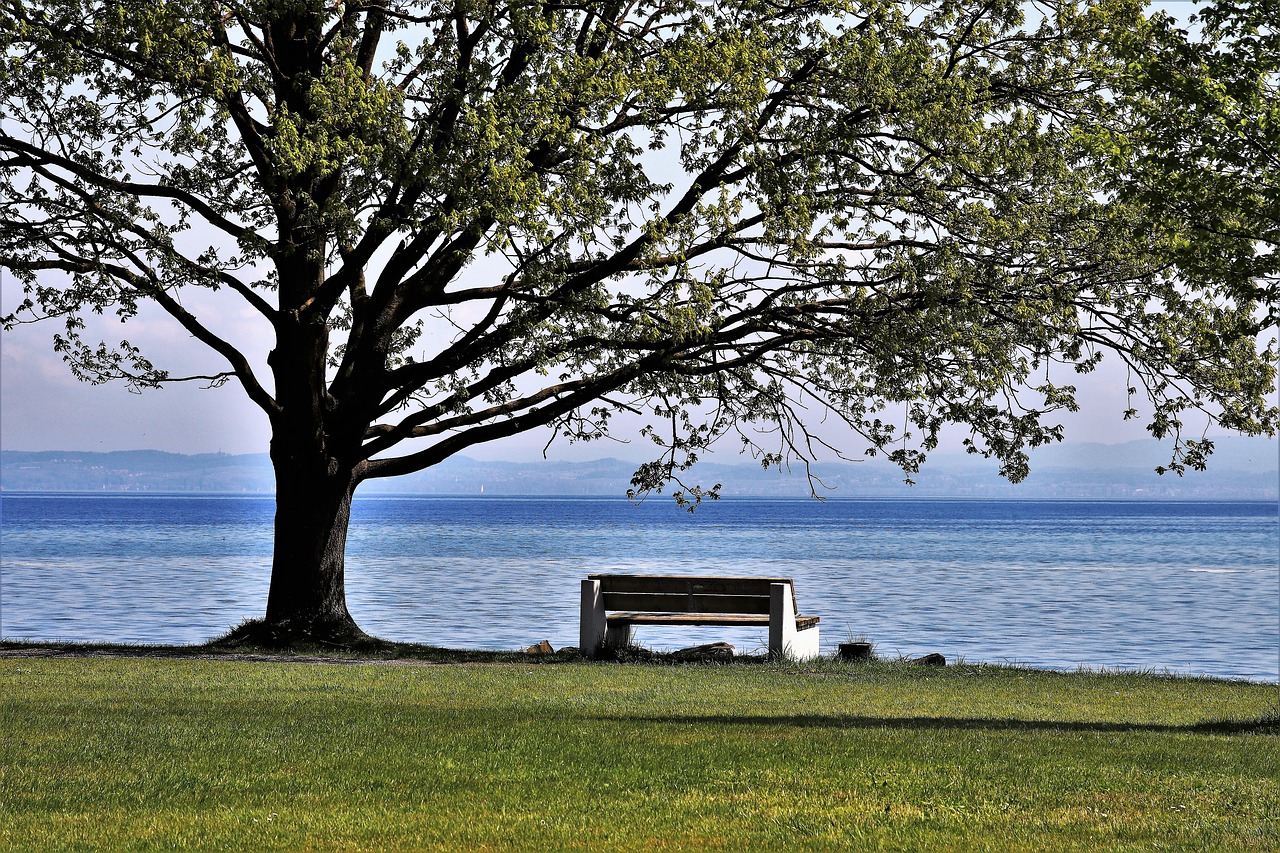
[
  {"x1": 1092, "y1": 0, "x2": 1279, "y2": 473},
  {"x1": 1105, "y1": 1, "x2": 1278, "y2": 326},
  {"x1": 2, "y1": 0, "x2": 1275, "y2": 642}
]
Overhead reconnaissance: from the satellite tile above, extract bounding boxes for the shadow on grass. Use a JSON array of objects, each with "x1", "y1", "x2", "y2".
[
  {"x1": 607, "y1": 713, "x2": 1280, "y2": 736},
  {"x1": 4, "y1": 640, "x2": 1274, "y2": 735}
]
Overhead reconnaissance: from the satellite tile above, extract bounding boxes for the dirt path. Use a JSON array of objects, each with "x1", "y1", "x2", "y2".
[{"x1": 0, "y1": 647, "x2": 466, "y2": 665}]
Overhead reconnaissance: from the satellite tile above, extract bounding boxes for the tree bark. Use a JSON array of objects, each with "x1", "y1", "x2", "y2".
[
  {"x1": 251, "y1": 289, "x2": 376, "y2": 646},
  {"x1": 262, "y1": 449, "x2": 364, "y2": 642}
]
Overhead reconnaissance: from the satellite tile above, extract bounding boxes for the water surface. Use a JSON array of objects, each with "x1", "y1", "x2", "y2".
[{"x1": 2, "y1": 494, "x2": 1276, "y2": 681}]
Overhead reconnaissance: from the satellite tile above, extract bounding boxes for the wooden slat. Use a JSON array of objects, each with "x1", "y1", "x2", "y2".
[
  {"x1": 589, "y1": 574, "x2": 806, "y2": 615},
  {"x1": 607, "y1": 612, "x2": 820, "y2": 628},
  {"x1": 589, "y1": 574, "x2": 793, "y2": 596},
  {"x1": 601, "y1": 592, "x2": 771, "y2": 614},
  {"x1": 606, "y1": 612, "x2": 772, "y2": 627}
]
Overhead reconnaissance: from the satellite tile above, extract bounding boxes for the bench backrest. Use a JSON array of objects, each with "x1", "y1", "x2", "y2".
[{"x1": 588, "y1": 574, "x2": 799, "y2": 615}]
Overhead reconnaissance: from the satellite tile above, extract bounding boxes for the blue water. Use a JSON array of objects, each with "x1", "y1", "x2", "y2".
[{"x1": 1, "y1": 494, "x2": 1276, "y2": 681}]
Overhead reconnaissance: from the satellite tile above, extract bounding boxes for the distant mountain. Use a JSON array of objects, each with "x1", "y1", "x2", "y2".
[
  {"x1": 2, "y1": 436, "x2": 1276, "y2": 499},
  {"x1": 0, "y1": 450, "x2": 276, "y2": 493}
]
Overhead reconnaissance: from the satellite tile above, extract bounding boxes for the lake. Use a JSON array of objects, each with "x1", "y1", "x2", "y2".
[{"x1": 1, "y1": 494, "x2": 1276, "y2": 681}]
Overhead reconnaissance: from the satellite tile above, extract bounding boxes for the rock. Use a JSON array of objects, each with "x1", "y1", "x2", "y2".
[
  {"x1": 522, "y1": 640, "x2": 554, "y2": 654},
  {"x1": 672, "y1": 642, "x2": 736, "y2": 662},
  {"x1": 837, "y1": 641, "x2": 874, "y2": 661},
  {"x1": 912, "y1": 652, "x2": 946, "y2": 666},
  {"x1": 555, "y1": 646, "x2": 580, "y2": 658},
  {"x1": 611, "y1": 644, "x2": 657, "y2": 661}
]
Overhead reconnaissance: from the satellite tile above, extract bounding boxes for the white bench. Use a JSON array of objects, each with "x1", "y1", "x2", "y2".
[{"x1": 579, "y1": 574, "x2": 821, "y2": 660}]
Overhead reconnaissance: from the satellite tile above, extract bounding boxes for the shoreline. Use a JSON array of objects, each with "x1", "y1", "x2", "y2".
[{"x1": 3, "y1": 641, "x2": 1276, "y2": 685}]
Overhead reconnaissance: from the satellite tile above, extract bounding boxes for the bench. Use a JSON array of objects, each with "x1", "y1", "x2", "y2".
[{"x1": 579, "y1": 574, "x2": 821, "y2": 660}]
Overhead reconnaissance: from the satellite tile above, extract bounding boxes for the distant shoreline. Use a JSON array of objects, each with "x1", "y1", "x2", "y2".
[
  {"x1": 2, "y1": 490, "x2": 1277, "y2": 504},
  {"x1": 2, "y1": 437, "x2": 1277, "y2": 499}
]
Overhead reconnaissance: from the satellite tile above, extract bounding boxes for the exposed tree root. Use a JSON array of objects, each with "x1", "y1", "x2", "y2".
[{"x1": 208, "y1": 617, "x2": 390, "y2": 652}]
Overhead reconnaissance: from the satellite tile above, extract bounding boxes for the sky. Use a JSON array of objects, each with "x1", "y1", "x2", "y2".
[{"x1": 0, "y1": 1, "x2": 1268, "y2": 464}]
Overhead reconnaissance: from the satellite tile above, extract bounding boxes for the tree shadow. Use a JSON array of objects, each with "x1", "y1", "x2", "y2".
[{"x1": 606, "y1": 713, "x2": 1279, "y2": 736}]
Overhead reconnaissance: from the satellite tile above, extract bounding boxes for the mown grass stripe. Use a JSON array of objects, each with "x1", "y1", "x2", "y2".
[{"x1": 1, "y1": 658, "x2": 1276, "y2": 850}]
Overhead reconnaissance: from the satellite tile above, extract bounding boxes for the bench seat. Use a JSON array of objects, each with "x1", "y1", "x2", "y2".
[{"x1": 607, "y1": 612, "x2": 821, "y2": 630}]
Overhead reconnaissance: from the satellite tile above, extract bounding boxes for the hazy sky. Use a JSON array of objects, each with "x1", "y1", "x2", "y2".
[{"x1": 0, "y1": 1, "x2": 1263, "y2": 463}]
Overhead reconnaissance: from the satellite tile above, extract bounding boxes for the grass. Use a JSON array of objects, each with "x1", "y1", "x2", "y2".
[{"x1": 1, "y1": 653, "x2": 1276, "y2": 851}]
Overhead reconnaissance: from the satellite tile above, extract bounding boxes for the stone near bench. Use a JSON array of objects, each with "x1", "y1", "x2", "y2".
[
  {"x1": 579, "y1": 574, "x2": 821, "y2": 661},
  {"x1": 673, "y1": 642, "x2": 736, "y2": 662}
]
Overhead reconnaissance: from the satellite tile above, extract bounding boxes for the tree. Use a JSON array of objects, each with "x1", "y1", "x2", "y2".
[
  {"x1": 1099, "y1": 0, "x2": 1278, "y2": 343},
  {"x1": 2, "y1": 0, "x2": 1274, "y2": 646}
]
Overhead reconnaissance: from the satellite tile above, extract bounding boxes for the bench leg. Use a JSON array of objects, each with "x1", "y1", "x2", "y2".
[
  {"x1": 791, "y1": 623, "x2": 820, "y2": 661},
  {"x1": 769, "y1": 583, "x2": 821, "y2": 661},
  {"x1": 580, "y1": 579, "x2": 606, "y2": 659},
  {"x1": 604, "y1": 621, "x2": 632, "y2": 653}
]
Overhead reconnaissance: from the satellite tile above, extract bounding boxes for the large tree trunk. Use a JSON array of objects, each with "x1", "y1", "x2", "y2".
[
  {"x1": 232, "y1": 286, "x2": 380, "y2": 648},
  {"x1": 213, "y1": 445, "x2": 374, "y2": 649},
  {"x1": 260, "y1": 449, "x2": 367, "y2": 644}
]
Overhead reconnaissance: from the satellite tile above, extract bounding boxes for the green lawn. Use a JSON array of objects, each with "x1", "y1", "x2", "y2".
[{"x1": 1, "y1": 657, "x2": 1276, "y2": 850}]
